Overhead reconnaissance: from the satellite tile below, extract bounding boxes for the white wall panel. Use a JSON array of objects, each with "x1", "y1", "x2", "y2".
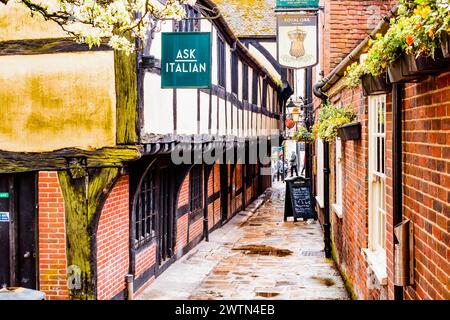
[
  {"x1": 143, "y1": 73, "x2": 173, "y2": 135},
  {"x1": 176, "y1": 89, "x2": 198, "y2": 135},
  {"x1": 200, "y1": 91, "x2": 210, "y2": 134}
]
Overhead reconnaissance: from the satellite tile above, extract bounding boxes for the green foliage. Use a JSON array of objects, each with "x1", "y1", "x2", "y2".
[
  {"x1": 345, "y1": 0, "x2": 450, "y2": 88},
  {"x1": 2, "y1": 0, "x2": 196, "y2": 52},
  {"x1": 293, "y1": 126, "x2": 314, "y2": 143},
  {"x1": 313, "y1": 103, "x2": 356, "y2": 142}
]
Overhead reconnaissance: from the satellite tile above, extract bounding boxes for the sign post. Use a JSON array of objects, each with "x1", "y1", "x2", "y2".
[
  {"x1": 276, "y1": 13, "x2": 318, "y2": 69},
  {"x1": 284, "y1": 176, "x2": 316, "y2": 221},
  {"x1": 161, "y1": 32, "x2": 212, "y2": 89}
]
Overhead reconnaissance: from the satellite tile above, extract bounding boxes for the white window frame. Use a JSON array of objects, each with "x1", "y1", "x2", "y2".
[
  {"x1": 363, "y1": 94, "x2": 387, "y2": 285},
  {"x1": 316, "y1": 138, "x2": 324, "y2": 208},
  {"x1": 332, "y1": 138, "x2": 343, "y2": 218}
]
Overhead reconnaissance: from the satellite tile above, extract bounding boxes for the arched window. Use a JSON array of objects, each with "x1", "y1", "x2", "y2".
[{"x1": 135, "y1": 169, "x2": 157, "y2": 248}]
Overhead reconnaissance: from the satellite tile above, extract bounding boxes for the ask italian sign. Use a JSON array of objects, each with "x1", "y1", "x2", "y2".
[
  {"x1": 276, "y1": 0, "x2": 319, "y2": 8},
  {"x1": 161, "y1": 32, "x2": 211, "y2": 89}
]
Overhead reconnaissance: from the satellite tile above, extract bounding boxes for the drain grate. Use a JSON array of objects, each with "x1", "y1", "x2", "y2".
[{"x1": 301, "y1": 250, "x2": 324, "y2": 257}]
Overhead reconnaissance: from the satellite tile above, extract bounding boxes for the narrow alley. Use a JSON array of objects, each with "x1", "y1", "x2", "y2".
[{"x1": 137, "y1": 182, "x2": 349, "y2": 300}]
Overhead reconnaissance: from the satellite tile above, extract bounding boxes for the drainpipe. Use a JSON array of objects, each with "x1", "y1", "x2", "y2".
[
  {"x1": 203, "y1": 163, "x2": 209, "y2": 242},
  {"x1": 313, "y1": 79, "x2": 332, "y2": 259},
  {"x1": 125, "y1": 274, "x2": 134, "y2": 300},
  {"x1": 392, "y1": 83, "x2": 404, "y2": 300}
]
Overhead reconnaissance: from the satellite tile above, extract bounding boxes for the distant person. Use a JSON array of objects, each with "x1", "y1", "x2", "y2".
[
  {"x1": 301, "y1": 152, "x2": 306, "y2": 175},
  {"x1": 290, "y1": 152, "x2": 298, "y2": 177}
]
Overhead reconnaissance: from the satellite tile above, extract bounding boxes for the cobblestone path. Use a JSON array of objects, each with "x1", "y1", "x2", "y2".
[{"x1": 137, "y1": 182, "x2": 349, "y2": 300}]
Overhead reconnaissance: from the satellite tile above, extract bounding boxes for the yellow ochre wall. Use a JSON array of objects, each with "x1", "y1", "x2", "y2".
[
  {"x1": 0, "y1": 1, "x2": 71, "y2": 41},
  {"x1": 0, "y1": 1, "x2": 117, "y2": 153},
  {"x1": 0, "y1": 51, "x2": 117, "y2": 152}
]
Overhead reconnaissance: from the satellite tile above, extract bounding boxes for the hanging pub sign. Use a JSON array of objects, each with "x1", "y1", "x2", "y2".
[
  {"x1": 277, "y1": 14, "x2": 318, "y2": 69},
  {"x1": 161, "y1": 32, "x2": 211, "y2": 89},
  {"x1": 276, "y1": 0, "x2": 319, "y2": 8}
]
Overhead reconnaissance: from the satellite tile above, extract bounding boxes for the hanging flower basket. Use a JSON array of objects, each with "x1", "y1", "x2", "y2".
[
  {"x1": 337, "y1": 122, "x2": 361, "y2": 141},
  {"x1": 361, "y1": 72, "x2": 392, "y2": 96},
  {"x1": 442, "y1": 32, "x2": 450, "y2": 60}
]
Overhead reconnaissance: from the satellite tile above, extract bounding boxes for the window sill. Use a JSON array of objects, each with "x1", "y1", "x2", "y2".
[
  {"x1": 332, "y1": 203, "x2": 343, "y2": 218},
  {"x1": 315, "y1": 196, "x2": 324, "y2": 209},
  {"x1": 362, "y1": 248, "x2": 387, "y2": 285}
]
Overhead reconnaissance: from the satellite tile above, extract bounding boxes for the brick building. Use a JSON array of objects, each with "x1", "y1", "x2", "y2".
[{"x1": 312, "y1": 0, "x2": 449, "y2": 300}]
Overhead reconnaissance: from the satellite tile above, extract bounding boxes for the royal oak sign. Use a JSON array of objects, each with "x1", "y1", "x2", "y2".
[{"x1": 161, "y1": 32, "x2": 212, "y2": 89}]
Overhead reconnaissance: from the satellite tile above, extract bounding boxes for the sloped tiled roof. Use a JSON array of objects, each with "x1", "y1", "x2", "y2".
[{"x1": 213, "y1": 0, "x2": 277, "y2": 37}]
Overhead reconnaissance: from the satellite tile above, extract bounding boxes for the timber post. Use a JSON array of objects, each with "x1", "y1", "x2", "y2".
[{"x1": 59, "y1": 167, "x2": 120, "y2": 300}]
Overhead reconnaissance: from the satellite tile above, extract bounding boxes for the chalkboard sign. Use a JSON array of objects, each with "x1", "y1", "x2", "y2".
[{"x1": 284, "y1": 177, "x2": 316, "y2": 221}]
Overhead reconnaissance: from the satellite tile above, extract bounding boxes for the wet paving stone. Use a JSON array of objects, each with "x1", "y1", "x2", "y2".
[{"x1": 137, "y1": 182, "x2": 349, "y2": 300}]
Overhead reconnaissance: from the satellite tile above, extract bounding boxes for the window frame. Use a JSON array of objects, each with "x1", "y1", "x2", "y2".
[
  {"x1": 332, "y1": 137, "x2": 343, "y2": 218},
  {"x1": 365, "y1": 94, "x2": 387, "y2": 285},
  {"x1": 242, "y1": 63, "x2": 249, "y2": 101},
  {"x1": 135, "y1": 170, "x2": 158, "y2": 248},
  {"x1": 252, "y1": 70, "x2": 258, "y2": 105},
  {"x1": 262, "y1": 78, "x2": 268, "y2": 109},
  {"x1": 217, "y1": 36, "x2": 226, "y2": 88},
  {"x1": 189, "y1": 165, "x2": 203, "y2": 213},
  {"x1": 231, "y1": 50, "x2": 239, "y2": 95}
]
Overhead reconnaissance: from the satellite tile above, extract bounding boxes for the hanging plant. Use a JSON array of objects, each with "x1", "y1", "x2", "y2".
[
  {"x1": 293, "y1": 126, "x2": 314, "y2": 143},
  {"x1": 313, "y1": 103, "x2": 356, "y2": 142},
  {"x1": 344, "y1": 0, "x2": 450, "y2": 87}
]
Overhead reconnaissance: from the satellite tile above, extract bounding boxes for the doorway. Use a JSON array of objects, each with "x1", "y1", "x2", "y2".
[
  {"x1": 132, "y1": 160, "x2": 176, "y2": 276},
  {"x1": 156, "y1": 167, "x2": 174, "y2": 269},
  {"x1": 0, "y1": 173, "x2": 37, "y2": 289}
]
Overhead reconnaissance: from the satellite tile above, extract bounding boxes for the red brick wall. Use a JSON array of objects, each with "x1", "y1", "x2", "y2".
[
  {"x1": 96, "y1": 175, "x2": 129, "y2": 300},
  {"x1": 323, "y1": 0, "x2": 397, "y2": 74},
  {"x1": 397, "y1": 73, "x2": 450, "y2": 300},
  {"x1": 189, "y1": 218, "x2": 203, "y2": 242},
  {"x1": 38, "y1": 171, "x2": 69, "y2": 300},
  {"x1": 323, "y1": 73, "x2": 450, "y2": 300},
  {"x1": 135, "y1": 244, "x2": 156, "y2": 279},
  {"x1": 175, "y1": 174, "x2": 190, "y2": 256},
  {"x1": 327, "y1": 88, "x2": 375, "y2": 299}
]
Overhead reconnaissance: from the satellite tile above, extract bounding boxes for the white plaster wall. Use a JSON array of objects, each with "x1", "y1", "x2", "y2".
[
  {"x1": 176, "y1": 89, "x2": 198, "y2": 135},
  {"x1": 200, "y1": 91, "x2": 210, "y2": 134},
  {"x1": 143, "y1": 72, "x2": 173, "y2": 135}
]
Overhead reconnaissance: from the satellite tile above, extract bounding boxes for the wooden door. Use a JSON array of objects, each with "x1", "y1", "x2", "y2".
[{"x1": 0, "y1": 173, "x2": 37, "y2": 289}]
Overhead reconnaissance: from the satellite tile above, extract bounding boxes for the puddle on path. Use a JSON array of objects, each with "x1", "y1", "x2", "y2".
[
  {"x1": 255, "y1": 292, "x2": 281, "y2": 298},
  {"x1": 311, "y1": 276, "x2": 336, "y2": 287},
  {"x1": 232, "y1": 244, "x2": 293, "y2": 257}
]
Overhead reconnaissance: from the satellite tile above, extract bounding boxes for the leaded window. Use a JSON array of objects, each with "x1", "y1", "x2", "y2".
[
  {"x1": 189, "y1": 165, "x2": 203, "y2": 212},
  {"x1": 135, "y1": 170, "x2": 157, "y2": 248}
]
